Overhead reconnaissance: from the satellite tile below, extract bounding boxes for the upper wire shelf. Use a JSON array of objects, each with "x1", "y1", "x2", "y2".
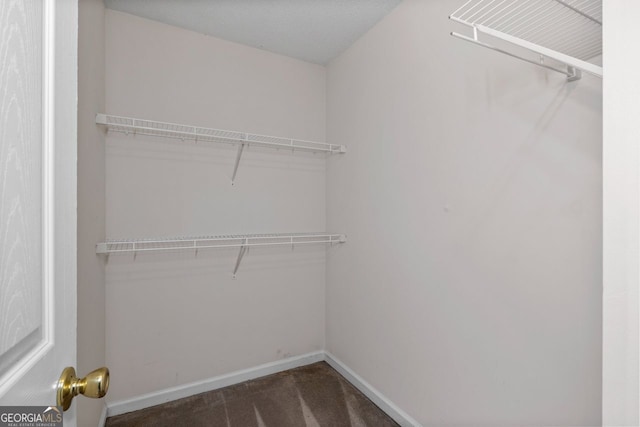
[
  {"x1": 96, "y1": 114, "x2": 346, "y2": 184},
  {"x1": 96, "y1": 232, "x2": 347, "y2": 277},
  {"x1": 96, "y1": 232, "x2": 346, "y2": 254},
  {"x1": 449, "y1": 0, "x2": 602, "y2": 80}
]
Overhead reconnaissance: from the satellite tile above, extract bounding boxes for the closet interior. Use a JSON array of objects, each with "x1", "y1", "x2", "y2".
[{"x1": 74, "y1": 0, "x2": 610, "y2": 425}]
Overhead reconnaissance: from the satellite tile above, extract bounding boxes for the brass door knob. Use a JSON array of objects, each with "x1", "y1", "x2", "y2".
[{"x1": 56, "y1": 367, "x2": 109, "y2": 411}]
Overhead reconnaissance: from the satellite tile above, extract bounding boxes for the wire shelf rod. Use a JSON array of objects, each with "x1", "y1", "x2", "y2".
[
  {"x1": 552, "y1": 0, "x2": 600, "y2": 24},
  {"x1": 578, "y1": 4, "x2": 600, "y2": 18},
  {"x1": 560, "y1": 0, "x2": 601, "y2": 19},
  {"x1": 520, "y1": 21, "x2": 599, "y2": 58},
  {"x1": 96, "y1": 232, "x2": 346, "y2": 277},
  {"x1": 96, "y1": 114, "x2": 347, "y2": 154},
  {"x1": 524, "y1": 30, "x2": 597, "y2": 56},
  {"x1": 97, "y1": 114, "x2": 346, "y2": 184},
  {"x1": 520, "y1": 9, "x2": 602, "y2": 39},
  {"x1": 487, "y1": 0, "x2": 546, "y2": 29},
  {"x1": 97, "y1": 239, "x2": 344, "y2": 254},
  {"x1": 473, "y1": 0, "x2": 540, "y2": 27},
  {"x1": 517, "y1": 12, "x2": 596, "y2": 41},
  {"x1": 451, "y1": 0, "x2": 486, "y2": 20},
  {"x1": 522, "y1": 25, "x2": 600, "y2": 58},
  {"x1": 514, "y1": 6, "x2": 593, "y2": 41},
  {"x1": 558, "y1": 35, "x2": 601, "y2": 59},
  {"x1": 100, "y1": 233, "x2": 343, "y2": 245},
  {"x1": 502, "y1": 5, "x2": 581, "y2": 41},
  {"x1": 501, "y1": 2, "x2": 568, "y2": 35},
  {"x1": 467, "y1": 0, "x2": 513, "y2": 23},
  {"x1": 96, "y1": 233, "x2": 347, "y2": 254}
]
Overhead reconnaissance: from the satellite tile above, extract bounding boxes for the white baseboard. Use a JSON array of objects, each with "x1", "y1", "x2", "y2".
[
  {"x1": 324, "y1": 351, "x2": 422, "y2": 427},
  {"x1": 97, "y1": 402, "x2": 107, "y2": 427},
  {"x1": 105, "y1": 350, "x2": 420, "y2": 427},
  {"x1": 106, "y1": 351, "x2": 325, "y2": 417}
]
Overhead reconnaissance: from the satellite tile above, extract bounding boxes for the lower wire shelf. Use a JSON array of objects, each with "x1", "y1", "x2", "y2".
[{"x1": 96, "y1": 232, "x2": 347, "y2": 277}]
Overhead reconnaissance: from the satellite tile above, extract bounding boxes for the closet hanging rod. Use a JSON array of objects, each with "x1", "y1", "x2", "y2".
[
  {"x1": 449, "y1": 0, "x2": 603, "y2": 80},
  {"x1": 96, "y1": 114, "x2": 347, "y2": 154},
  {"x1": 450, "y1": 31, "x2": 575, "y2": 77}
]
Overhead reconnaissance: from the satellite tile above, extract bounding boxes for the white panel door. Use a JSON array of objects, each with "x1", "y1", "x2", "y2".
[{"x1": 0, "y1": 0, "x2": 77, "y2": 424}]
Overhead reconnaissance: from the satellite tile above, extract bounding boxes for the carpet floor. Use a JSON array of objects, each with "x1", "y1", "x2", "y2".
[{"x1": 105, "y1": 361, "x2": 400, "y2": 427}]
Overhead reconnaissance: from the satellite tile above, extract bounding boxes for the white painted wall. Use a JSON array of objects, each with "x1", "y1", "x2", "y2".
[
  {"x1": 77, "y1": 0, "x2": 106, "y2": 425},
  {"x1": 602, "y1": 2, "x2": 640, "y2": 425},
  {"x1": 104, "y1": 11, "x2": 327, "y2": 401},
  {"x1": 326, "y1": 0, "x2": 602, "y2": 425}
]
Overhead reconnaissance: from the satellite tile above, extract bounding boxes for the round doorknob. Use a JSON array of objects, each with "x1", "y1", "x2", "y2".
[{"x1": 56, "y1": 367, "x2": 109, "y2": 411}]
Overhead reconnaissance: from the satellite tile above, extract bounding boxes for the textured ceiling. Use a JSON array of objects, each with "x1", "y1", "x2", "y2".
[{"x1": 104, "y1": 0, "x2": 403, "y2": 65}]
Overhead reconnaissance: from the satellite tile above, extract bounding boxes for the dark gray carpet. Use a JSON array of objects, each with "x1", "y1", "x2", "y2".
[{"x1": 106, "y1": 362, "x2": 399, "y2": 427}]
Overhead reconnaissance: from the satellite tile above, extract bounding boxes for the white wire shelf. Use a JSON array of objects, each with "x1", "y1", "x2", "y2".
[
  {"x1": 96, "y1": 233, "x2": 347, "y2": 277},
  {"x1": 96, "y1": 114, "x2": 346, "y2": 184},
  {"x1": 449, "y1": 0, "x2": 602, "y2": 80},
  {"x1": 96, "y1": 233, "x2": 346, "y2": 254}
]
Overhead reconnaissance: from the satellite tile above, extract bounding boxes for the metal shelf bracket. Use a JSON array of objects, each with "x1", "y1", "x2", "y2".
[
  {"x1": 232, "y1": 238, "x2": 248, "y2": 279},
  {"x1": 231, "y1": 142, "x2": 246, "y2": 185}
]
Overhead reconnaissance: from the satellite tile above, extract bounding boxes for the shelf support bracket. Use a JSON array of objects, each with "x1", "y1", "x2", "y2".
[
  {"x1": 231, "y1": 142, "x2": 246, "y2": 186},
  {"x1": 567, "y1": 66, "x2": 582, "y2": 82},
  {"x1": 232, "y1": 239, "x2": 248, "y2": 279}
]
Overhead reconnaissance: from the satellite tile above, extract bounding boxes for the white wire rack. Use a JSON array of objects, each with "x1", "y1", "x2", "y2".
[
  {"x1": 449, "y1": 0, "x2": 602, "y2": 80},
  {"x1": 96, "y1": 114, "x2": 346, "y2": 184},
  {"x1": 96, "y1": 233, "x2": 347, "y2": 277}
]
